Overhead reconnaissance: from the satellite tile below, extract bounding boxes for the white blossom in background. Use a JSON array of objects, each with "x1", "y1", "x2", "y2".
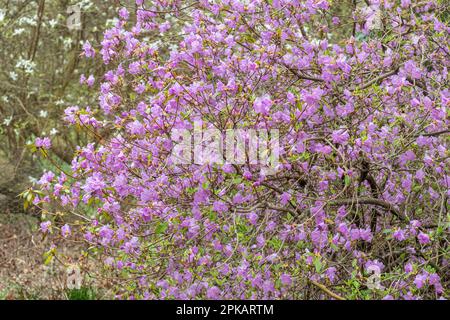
[
  {"x1": 48, "y1": 19, "x2": 58, "y2": 28},
  {"x1": 63, "y1": 37, "x2": 74, "y2": 49},
  {"x1": 15, "y1": 58, "x2": 36, "y2": 74},
  {"x1": 78, "y1": 0, "x2": 94, "y2": 10},
  {"x1": 28, "y1": 176, "x2": 38, "y2": 184},
  {"x1": 106, "y1": 18, "x2": 120, "y2": 27},
  {"x1": 9, "y1": 71, "x2": 18, "y2": 81},
  {"x1": 39, "y1": 110, "x2": 48, "y2": 118},
  {"x1": 50, "y1": 128, "x2": 59, "y2": 135},
  {"x1": 12, "y1": 28, "x2": 25, "y2": 36},
  {"x1": 0, "y1": 9, "x2": 5, "y2": 23},
  {"x1": 2, "y1": 116, "x2": 13, "y2": 126}
]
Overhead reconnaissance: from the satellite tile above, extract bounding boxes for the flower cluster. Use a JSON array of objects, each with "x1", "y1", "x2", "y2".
[{"x1": 36, "y1": 0, "x2": 449, "y2": 300}]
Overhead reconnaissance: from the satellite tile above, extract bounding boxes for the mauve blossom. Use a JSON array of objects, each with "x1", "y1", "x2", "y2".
[
  {"x1": 418, "y1": 232, "x2": 430, "y2": 245},
  {"x1": 365, "y1": 260, "x2": 384, "y2": 272},
  {"x1": 401, "y1": 0, "x2": 411, "y2": 8},
  {"x1": 39, "y1": 171, "x2": 55, "y2": 185},
  {"x1": 83, "y1": 41, "x2": 95, "y2": 58},
  {"x1": 206, "y1": 286, "x2": 220, "y2": 299},
  {"x1": 404, "y1": 263, "x2": 413, "y2": 274},
  {"x1": 35, "y1": 137, "x2": 51, "y2": 149},
  {"x1": 262, "y1": 280, "x2": 275, "y2": 294},
  {"x1": 86, "y1": 75, "x2": 95, "y2": 87},
  {"x1": 393, "y1": 229, "x2": 406, "y2": 241},
  {"x1": 61, "y1": 224, "x2": 71, "y2": 238},
  {"x1": 213, "y1": 200, "x2": 228, "y2": 213},
  {"x1": 118, "y1": 7, "x2": 129, "y2": 20},
  {"x1": 332, "y1": 129, "x2": 349, "y2": 145},
  {"x1": 127, "y1": 120, "x2": 146, "y2": 135},
  {"x1": 247, "y1": 211, "x2": 258, "y2": 225},
  {"x1": 128, "y1": 62, "x2": 141, "y2": 74},
  {"x1": 280, "y1": 192, "x2": 291, "y2": 205},
  {"x1": 325, "y1": 267, "x2": 337, "y2": 283},
  {"x1": 414, "y1": 273, "x2": 427, "y2": 289},
  {"x1": 280, "y1": 274, "x2": 292, "y2": 286},
  {"x1": 253, "y1": 95, "x2": 273, "y2": 115},
  {"x1": 40, "y1": 221, "x2": 51, "y2": 233}
]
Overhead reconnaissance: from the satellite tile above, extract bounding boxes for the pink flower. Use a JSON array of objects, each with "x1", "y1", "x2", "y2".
[
  {"x1": 118, "y1": 8, "x2": 129, "y2": 20},
  {"x1": 40, "y1": 221, "x2": 51, "y2": 233},
  {"x1": 332, "y1": 129, "x2": 349, "y2": 145},
  {"x1": 213, "y1": 201, "x2": 228, "y2": 213},
  {"x1": 253, "y1": 95, "x2": 273, "y2": 115},
  {"x1": 280, "y1": 274, "x2": 292, "y2": 286},
  {"x1": 247, "y1": 212, "x2": 258, "y2": 225},
  {"x1": 418, "y1": 232, "x2": 430, "y2": 245},
  {"x1": 86, "y1": 75, "x2": 95, "y2": 87},
  {"x1": 61, "y1": 224, "x2": 71, "y2": 238},
  {"x1": 83, "y1": 41, "x2": 95, "y2": 58},
  {"x1": 393, "y1": 229, "x2": 406, "y2": 241},
  {"x1": 325, "y1": 267, "x2": 337, "y2": 282},
  {"x1": 414, "y1": 273, "x2": 427, "y2": 289},
  {"x1": 401, "y1": 0, "x2": 411, "y2": 8},
  {"x1": 280, "y1": 192, "x2": 291, "y2": 205},
  {"x1": 35, "y1": 137, "x2": 52, "y2": 149}
]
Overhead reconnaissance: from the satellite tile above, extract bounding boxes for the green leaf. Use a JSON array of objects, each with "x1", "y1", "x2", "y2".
[
  {"x1": 155, "y1": 222, "x2": 168, "y2": 235},
  {"x1": 313, "y1": 257, "x2": 323, "y2": 273},
  {"x1": 344, "y1": 175, "x2": 351, "y2": 187},
  {"x1": 43, "y1": 248, "x2": 55, "y2": 265}
]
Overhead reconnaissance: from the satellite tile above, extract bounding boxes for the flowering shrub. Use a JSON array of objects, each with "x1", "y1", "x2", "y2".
[{"x1": 35, "y1": 0, "x2": 449, "y2": 300}]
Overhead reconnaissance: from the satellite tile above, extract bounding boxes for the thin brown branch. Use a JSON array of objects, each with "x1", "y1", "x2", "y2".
[
  {"x1": 309, "y1": 280, "x2": 346, "y2": 300},
  {"x1": 328, "y1": 197, "x2": 405, "y2": 221}
]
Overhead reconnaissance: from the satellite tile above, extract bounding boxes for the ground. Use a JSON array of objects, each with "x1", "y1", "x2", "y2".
[{"x1": 0, "y1": 156, "x2": 108, "y2": 299}]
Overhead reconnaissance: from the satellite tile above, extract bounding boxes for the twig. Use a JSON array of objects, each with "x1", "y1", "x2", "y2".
[
  {"x1": 353, "y1": 68, "x2": 399, "y2": 91},
  {"x1": 328, "y1": 197, "x2": 405, "y2": 221},
  {"x1": 309, "y1": 280, "x2": 346, "y2": 300}
]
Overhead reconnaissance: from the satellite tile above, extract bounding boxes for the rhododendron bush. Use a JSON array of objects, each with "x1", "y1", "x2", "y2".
[{"x1": 34, "y1": 0, "x2": 449, "y2": 300}]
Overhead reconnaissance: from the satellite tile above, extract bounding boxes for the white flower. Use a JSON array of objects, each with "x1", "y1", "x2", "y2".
[
  {"x1": 39, "y1": 110, "x2": 48, "y2": 118},
  {"x1": 79, "y1": 0, "x2": 94, "y2": 10},
  {"x1": 9, "y1": 71, "x2": 18, "y2": 81},
  {"x1": 49, "y1": 19, "x2": 58, "y2": 28},
  {"x1": 3, "y1": 116, "x2": 12, "y2": 126},
  {"x1": 63, "y1": 37, "x2": 74, "y2": 48},
  {"x1": 28, "y1": 176, "x2": 38, "y2": 184},
  {"x1": 12, "y1": 28, "x2": 25, "y2": 36},
  {"x1": 50, "y1": 128, "x2": 59, "y2": 135},
  {"x1": 15, "y1": 58, "x2": 36, "y2": 74},
  {"x1": 0, "y1": 10, "x2": 5, "y2": 23},
  {"x1": 106, "y1": 18, "x2": 119, "y2": 27},
  {"x1": 18, "y1": 17, "x2": 37, "y2": 26}
]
